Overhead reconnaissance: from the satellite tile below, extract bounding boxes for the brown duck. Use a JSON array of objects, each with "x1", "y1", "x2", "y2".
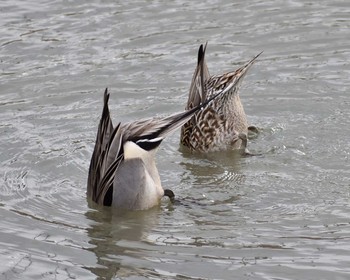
[{"x1": 181, "y1": 43, "x2": 262, "y2": 153}]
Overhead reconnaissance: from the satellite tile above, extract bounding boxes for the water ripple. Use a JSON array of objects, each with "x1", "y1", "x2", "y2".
[{"x1": 1, "y1": 0, "x2": 350, "y2": 279}]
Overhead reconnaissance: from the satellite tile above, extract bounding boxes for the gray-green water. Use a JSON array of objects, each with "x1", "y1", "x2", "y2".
[{"x1": 1, "y1": 1, "x2": 350, "y2": 279}]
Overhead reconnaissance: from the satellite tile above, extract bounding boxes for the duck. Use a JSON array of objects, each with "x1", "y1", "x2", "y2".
[
  {"x1": 180, "y1": 43, "x2": 262, "y2": 153},
  {"x1": 87, "y1": 87, "x2": 228, "y2": 210}
]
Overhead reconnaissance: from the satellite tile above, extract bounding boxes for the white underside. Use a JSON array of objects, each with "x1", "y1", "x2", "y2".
[{"x1": 112, "y1": 141, "x2": 164, "y2": 210}]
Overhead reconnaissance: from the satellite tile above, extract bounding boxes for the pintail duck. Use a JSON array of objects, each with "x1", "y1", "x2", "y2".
[
  {"x1": 180, "y1": 43, "x2": 262, "y2": 153},
  {"x1": 87, "y1": 88, "x2": 226, "y2": 210}
]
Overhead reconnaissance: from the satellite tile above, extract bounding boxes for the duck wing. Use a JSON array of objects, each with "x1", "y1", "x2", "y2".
[
  {"x1": 87, "y1": 89, "x2": 123, "y2": 206},
  {"x1": 88, "y1": 84, "x2": 224, "y2": 206}
]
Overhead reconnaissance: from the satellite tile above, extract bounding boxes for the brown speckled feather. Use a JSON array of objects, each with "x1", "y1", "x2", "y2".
[{"x1": 181, "y1": 44, "x2": 262, "y2": 152}]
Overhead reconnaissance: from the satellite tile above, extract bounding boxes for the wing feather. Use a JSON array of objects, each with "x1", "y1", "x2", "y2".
[
  {"x1": 122, "y1": 83, "x2": 224, "y2": 145},
  {"x1": 87, "y1": 88, "x2": 113, "y2": 201},
  {"x1": 87, "y1": 89, "x2": 124, "y2": 206}
]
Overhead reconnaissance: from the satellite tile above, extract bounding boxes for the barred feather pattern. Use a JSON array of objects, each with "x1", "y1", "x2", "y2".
[{"x1": 180, "y1": 44, "x2": 262, "y2": 152}]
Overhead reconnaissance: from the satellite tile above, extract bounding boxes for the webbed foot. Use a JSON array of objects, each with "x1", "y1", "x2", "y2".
[
  {"x1": 248, "y1": 125, "x2": 259, "y2": 139},
  {"x1": 164, "y1": 189, "x2": 175, "y2": 203},
  {"x1": 238, "y1": 132, "x2": 261, "y2": 156},
  {"x1": 238, "y1": 133, "x2": 250, "y2": 156}
]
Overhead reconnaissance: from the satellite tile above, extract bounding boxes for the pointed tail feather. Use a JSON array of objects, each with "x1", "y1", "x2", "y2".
[
  {"x1": 88, "y1": 88, "x2": 122, "y2": 204},
  {"x1": 219, "y1": 51, "x2": 263, "y2": 95},
  {"x1": 128, "y1": 81, "x2": 232, "y2": 144},
  {"x1": 127, "y1": 51, "x2": 263, "y2": 146},
  {"x1": 187, "y1": 43, "x2": 211, "y2": 110},
  {"x1": 87, "y1": 88, "x2": 114, "y2": 200}
]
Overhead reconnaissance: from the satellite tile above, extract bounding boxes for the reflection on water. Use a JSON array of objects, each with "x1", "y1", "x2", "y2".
[
  {"x1": 85, "y1": 203, "x2": 162, "y2": 279},
  {"x1": 179, "y1": 148, "x2": 245, "y2": 185},
  {"x1": 1, "y1": 0, "x2": 350, "y2": 279}
]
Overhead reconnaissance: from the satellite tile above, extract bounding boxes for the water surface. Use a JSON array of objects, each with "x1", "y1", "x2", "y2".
[{"x1": 1, "y1": 0, "x2": 350, "y2": 279}]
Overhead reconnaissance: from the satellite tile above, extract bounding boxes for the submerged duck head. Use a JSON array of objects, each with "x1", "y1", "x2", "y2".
[{"x1": 87, "y1": 87, "x2": 224, "y2": 210}]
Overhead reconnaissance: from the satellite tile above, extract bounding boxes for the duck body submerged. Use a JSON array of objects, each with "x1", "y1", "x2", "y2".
[{"x1": 181, "y1": 44, "x2": 262, "y2": 152}]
